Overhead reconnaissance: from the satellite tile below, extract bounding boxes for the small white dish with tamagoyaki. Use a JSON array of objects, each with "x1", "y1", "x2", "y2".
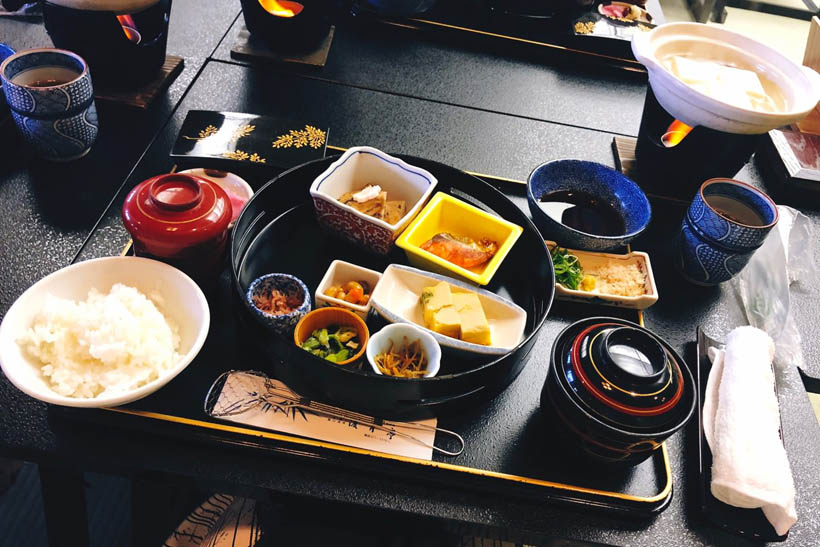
[{"x1": 369, "y1": 264, "x2": 527, "y2": 358}]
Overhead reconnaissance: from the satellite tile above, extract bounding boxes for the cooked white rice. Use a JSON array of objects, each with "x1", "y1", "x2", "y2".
[{"x1": 18, "y1": 283, "x2": 181, "y2": 398}]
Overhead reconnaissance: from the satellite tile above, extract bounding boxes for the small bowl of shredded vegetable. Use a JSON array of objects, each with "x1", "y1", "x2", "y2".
[{"x1": 366, "y1": 324, "x2": 441, "y2": 379}]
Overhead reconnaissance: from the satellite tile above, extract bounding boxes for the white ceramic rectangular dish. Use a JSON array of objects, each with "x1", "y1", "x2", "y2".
[
  {"x1": 369, "y1": 264, "x2": 527, "y2": 358},
  {"x1": 547, "y1": 241, "x2": 659, "y2": 309}
]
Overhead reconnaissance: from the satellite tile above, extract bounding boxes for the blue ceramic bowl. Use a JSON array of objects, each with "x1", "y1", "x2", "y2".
[
  {"x1": 527, "y1": 160, "x2": 651, "y2": 251},
  {"x1": 675, "y1": 178, "x2": 778, "y2": 285},
  {"x1": 246, "y1": 273, "x2": 311, "y2": 335}
]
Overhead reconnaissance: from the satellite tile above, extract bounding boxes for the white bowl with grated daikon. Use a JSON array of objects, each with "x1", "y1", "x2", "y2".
[{"x1": 0, "y1": 256, "x2": 209, "y2": 407}]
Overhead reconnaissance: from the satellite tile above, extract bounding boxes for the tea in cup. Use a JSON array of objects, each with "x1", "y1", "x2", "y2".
[
  {"x1": 675, "y1": 178, "x2": 778, "y2": 285},
  {"x1": 0, "y1": 48, "x2": 98, "y2": 161}
]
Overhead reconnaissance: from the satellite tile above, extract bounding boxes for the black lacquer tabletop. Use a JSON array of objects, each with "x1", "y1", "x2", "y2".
[
  {"x1": 0, "y1": 0, "x2": 242, "y2": 318},
  {"x1": 213, "y1": 16, "x2": 649, "y2": 137},
  {"x1": 3, "y1": 6, "x2": 820, "y2": 546}
]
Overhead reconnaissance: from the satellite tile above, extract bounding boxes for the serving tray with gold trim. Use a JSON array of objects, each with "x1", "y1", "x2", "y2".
[
  {"x1": 59, "y1": 279, "x2": 672, "y2": 517},
  {"x1": 56, "y1": 155, "x2": 673, "y2": 516}
]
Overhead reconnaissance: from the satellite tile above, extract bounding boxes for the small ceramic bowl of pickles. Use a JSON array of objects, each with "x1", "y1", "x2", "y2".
[
  {"x1": 293, "y1": 307, "x2": 369, "y2": 366},
  {"x1": 247, "y1": 273, "x2": 311, "y2": 335}
]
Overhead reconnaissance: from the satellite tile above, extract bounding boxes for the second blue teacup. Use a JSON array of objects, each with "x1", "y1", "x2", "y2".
[
  {"x1": 675, "y1": 178, "x2": 778, "y2": 286},
  {"x1": 0, "y1": 48, "x2": 98, "y2": 161}
]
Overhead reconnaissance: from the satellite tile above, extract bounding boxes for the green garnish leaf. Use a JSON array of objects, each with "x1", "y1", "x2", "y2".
[
  {"x1": 301, "y1": 337, "x2": 320, "y2": 350},
  {"x1": 328, "y1": 335, "x2": 343, "y2": 352},
  {"x1": 551, "y1": 246, "x2": 584, "y2": 290},
  {"x1": 330, "y1": 349, "x2": 349, "y2": 362}
]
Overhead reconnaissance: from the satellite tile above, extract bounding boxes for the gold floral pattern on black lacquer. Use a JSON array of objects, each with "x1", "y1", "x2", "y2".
[
  {"x1": 231, "y1": 124, "x2": 256, "y2": 141},
  {"x1": 183, "y1": 124, "x2": 219, "y2": 140},
  {"x1": 222, "y1": 150, "x2": 267, "y2": 163},
  {"x1": 272, "y1": 125, "x2": 326, "y2": 150}
]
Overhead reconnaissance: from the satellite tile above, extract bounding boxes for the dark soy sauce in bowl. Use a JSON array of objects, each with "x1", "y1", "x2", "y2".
[{"x1": 538, "y1": 190, "x2": 626, "y2": 236}]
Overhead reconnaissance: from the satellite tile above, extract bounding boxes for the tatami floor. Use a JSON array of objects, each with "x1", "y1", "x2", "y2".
[{"x1": 660, "y1": 0, "x2": 813, "y2": 63}]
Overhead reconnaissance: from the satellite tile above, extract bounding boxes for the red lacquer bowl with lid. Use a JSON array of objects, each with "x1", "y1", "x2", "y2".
[{"x1": 122, "y1": 173, "x2": 232, "y2": 288}]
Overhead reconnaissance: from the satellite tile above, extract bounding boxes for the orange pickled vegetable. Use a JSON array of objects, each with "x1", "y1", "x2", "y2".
[{"x1": 343, "y1": 281, "x2": 364, "y2": 303}]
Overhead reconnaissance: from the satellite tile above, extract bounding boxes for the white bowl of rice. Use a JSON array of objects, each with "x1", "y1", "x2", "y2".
[{"x1": 0, "y1": 256, "x2": 210, "y2": 407}]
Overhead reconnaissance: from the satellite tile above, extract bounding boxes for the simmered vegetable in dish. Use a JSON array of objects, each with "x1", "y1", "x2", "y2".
[
  {"x1": 300, "y1": 325, "x2": 360, "y2": 363},
  {"x1": 338, "y1": 184, "x2": 406, "y2": 224},
  {"x1": 374, "y1": 337, "x2": 428, "y2": 378},
  {"x1": 324, "y1": 280, "x2": 371, "y2": 306}
]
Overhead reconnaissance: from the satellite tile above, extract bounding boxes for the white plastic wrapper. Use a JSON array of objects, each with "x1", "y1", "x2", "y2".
[{"x1": 733, "y1": 206, "x2": 815, "y2": 374}]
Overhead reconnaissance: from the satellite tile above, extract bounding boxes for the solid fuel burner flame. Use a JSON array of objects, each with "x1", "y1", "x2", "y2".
[
  {"x1": 661, "y1": 119, "x2": 693, "y2": 148},
  {"x1": 258, "y1": 0, "x2": 304, "y2": 17},
  {"x1": 116, "y1": 14, "x2": 142, "y2": 44}
]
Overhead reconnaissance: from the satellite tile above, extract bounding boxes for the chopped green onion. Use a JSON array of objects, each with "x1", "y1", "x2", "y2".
[{"x1": 551, "y1": 246, "x2": 584, "y2": 290}]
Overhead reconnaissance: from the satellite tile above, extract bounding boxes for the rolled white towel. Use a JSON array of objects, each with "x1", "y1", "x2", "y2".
[{"x1": 704, "y1": 326, "x2": 797, "y2": 537}]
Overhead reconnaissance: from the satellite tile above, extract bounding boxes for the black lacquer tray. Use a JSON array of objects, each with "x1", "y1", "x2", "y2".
[
  {"x1": 57, "y1": 157, "x2": 674, "y2": 517},
  {"x1": 695, "y1": 328, "x2": 788, "y2": 542},
  {"x1": 230, "y1": 155, "x2": 553, "y2": 419},
  {"x1": 62, "y1": 294, "x2": 672, "y2": 516}
]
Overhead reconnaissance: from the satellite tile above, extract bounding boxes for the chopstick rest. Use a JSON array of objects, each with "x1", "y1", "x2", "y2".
[{"x1": 704, "y1": 326, "x2": 797, "y2": 536}]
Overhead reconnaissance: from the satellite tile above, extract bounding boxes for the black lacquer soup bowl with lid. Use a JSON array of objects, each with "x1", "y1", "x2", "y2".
[{"x1": 542, "y1": 317, "x2": 696, "y2": 464}]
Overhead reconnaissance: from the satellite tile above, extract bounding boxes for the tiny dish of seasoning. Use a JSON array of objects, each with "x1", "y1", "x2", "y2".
[
  {"x1": 366, "y1": 323, "x2": 441, "y2": 379},
  {"x1": 246, "y1": 273, "x2": 311, "y2": 334}
]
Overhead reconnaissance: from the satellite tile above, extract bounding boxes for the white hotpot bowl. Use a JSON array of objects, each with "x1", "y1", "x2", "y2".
[{"x1": 632, "y1": 22, "x2": 820, "y2": 134}]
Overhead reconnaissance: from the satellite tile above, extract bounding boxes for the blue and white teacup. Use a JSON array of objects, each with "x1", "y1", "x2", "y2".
[
  {"x1": 0, "y1": 43, "x2": 15, "y2": 117},
  {"x1": 0, "y1": 48, "x2": 98, "y2": 161},
  {"x1": 675, "y1": 178, "x2": 778, "y2": 285}
]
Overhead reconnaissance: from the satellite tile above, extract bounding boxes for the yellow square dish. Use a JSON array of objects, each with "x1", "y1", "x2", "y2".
[{"x1": 395, "y1": 192, "x2": 523, "y2": 286}]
